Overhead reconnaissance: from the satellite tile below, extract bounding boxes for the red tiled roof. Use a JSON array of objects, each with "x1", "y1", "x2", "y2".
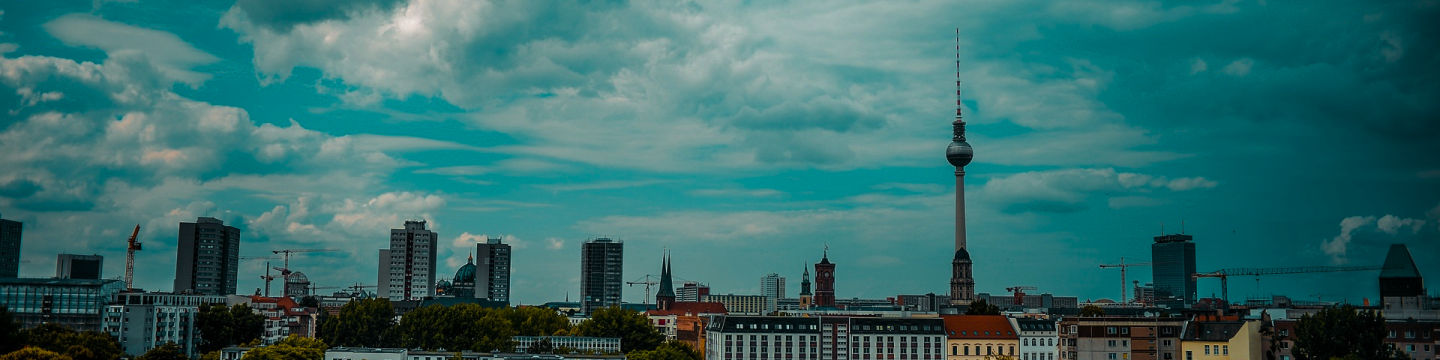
[
  {"x1": 647, "y1": 302, "x2": 728, "y2": 316},
  {"x1": 941, "y1": 315, "x2": 1017, "y2": 340}
]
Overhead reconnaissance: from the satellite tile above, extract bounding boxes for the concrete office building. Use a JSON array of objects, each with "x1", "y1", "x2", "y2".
[
  {"x1": 678, "y1": 281, "x2": 710, "y2": 302},
  {"x1": 761, "y1": 273, "x2": 786, "y2": 300},
  {"x1": 1151, "y1": 234, "x2": 1196, "y2": 307},
  {"x1": 175, "y1": 217, "x2": 241, "y2": 295},
  {"x1": 0, "y1": 215, "x2": 19, "y2": 278},
  {"x1": 385, "y1": 220, "x2": 438, "y2": 301},
  {"x1": 706, "y1": 316, "x2": 947, "y2": 360},
  {"x1": 0, "y1": 277, "x2": 126, "y2": 331},
  {"x1": 476, "y1": 236, "x2": 512, "y2": 303},
  {"x1": 104, "y1": 292, "x2": 228, "y2": 358},
  {"x1": 57, "y1": 254, "x2": 103, "y2": 279},
  {"x1": 702, "y1": 294, "x2": 776, "y2": 315},
  {"x1": 581, "y1": 237, "x2": 623, "y2": 314}
]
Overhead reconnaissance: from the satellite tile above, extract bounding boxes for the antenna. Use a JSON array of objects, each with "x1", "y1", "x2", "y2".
[
  {"x1": 955, "y1": 27, "x2": 963, "y2": 122},
  {"x1": 1181, "y1": 219, "x2": 1186, "y2": 234}
]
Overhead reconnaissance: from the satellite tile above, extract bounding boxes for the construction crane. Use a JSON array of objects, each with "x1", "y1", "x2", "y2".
[
  {"x1": 1006, "y1": 286, "x2": 1037, "y2": 306},
  {"x1": 1099, "y1": 257, "x2": 1152, "y2": 304},
  {"x1": 626, "y1": 274, "x2": 659, "y2": 304},
  {"x1": 271, "y1": 249, "x2": 339, "y2": 271},
  {"x1": 124, "y1": 225, "x2": 142, "y2": 291},
  {"x1": 1193, "y1": 265, "x2": 1382, "y2": 304}
]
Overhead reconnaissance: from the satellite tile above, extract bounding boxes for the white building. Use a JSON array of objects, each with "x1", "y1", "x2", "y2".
[
  {"x1": 386, "y1": 220, "x2": 438, "y2": 301},
  {"x1": 513, "y1": 336, "x2": 622, "y2": 354},
  {"x1": 760, "y1": 273, "x2": 786, "y2": 300},
  {"x1": 103, "y1": 292, "x2": 229, "y2": 359},
  {"x1": 326, "y1": 347, "x2": 407, "y2": 360},
  {"x1": 702, "y1": 294, "x2": 776, "y2": 315},
  {"x1": 1012, "y1": 318, "x2": 1059, "y2": 360},
  {"x1": 706, "y1": 316, "x2": 947, "y2": 360}
]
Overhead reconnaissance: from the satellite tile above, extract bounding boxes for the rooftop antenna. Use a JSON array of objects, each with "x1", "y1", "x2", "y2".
[
  {"x1": 1181, "y1": 219, "x2": 1186, "y2": 234},
  {"x1": 1161, "y1": 222, "x2": 1165, "y2": 236}
]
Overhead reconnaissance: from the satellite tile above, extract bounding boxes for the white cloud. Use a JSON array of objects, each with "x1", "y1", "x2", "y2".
[
  {"x1": 979, "y1": 168, "x2": 1216, "y2": 213},
  {"x1": 689, "y1": 188, "x2": 785, "y2": 198},
  {"x1": 1376, "y1": 214, "x2": 1425, "y2": 235},
  {"x1": 1223, "y1": 58, "x2": 1254, "y2": 76},
  {"x1": 43, "y1": 14, "x2": 219, "y2": 86},
  {"x1": 1321, "y1": 211, "x2": 1429, "y2": 264}
]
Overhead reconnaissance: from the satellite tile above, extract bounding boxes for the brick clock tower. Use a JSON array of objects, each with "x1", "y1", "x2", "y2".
[{"x1": 813, "y1": 250, "x2": 836, "y2": 307}]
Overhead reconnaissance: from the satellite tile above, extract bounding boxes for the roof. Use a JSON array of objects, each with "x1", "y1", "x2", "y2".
[
  {"x1": 942, "y1": 315, "x2": 1018, "y2": 340},
  {"x1": 1016, "y1": 319, "x2": 1057, "y2": 332},
  {"x1": 1182, "y1": 321, "x2": 1244, "y2": 342},
  {"x1": 1380, "y1": 244, "x2": 1422, "y2": 278},
  {"x1": 647, "y1": 301, "x2": 727, "y2": 316}
]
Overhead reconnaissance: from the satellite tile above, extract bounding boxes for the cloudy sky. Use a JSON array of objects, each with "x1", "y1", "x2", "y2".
[{"x1": 1, "y1": 0, "x2": 1437, "y2": 306}]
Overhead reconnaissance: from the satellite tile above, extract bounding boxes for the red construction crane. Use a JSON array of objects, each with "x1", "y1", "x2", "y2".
[
  {"x1": 124, "y1": 225, "x2": 142, "y2": 291},
  {"x1": 1100, "y1": 257, "x2": 1152, "y2": 304},
  {"x1": 1006, "y1": 286, "x2": 1037, "y2": 306}
]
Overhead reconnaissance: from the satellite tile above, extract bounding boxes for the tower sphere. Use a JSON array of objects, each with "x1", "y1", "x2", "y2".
[{"x1": 946, "y1": 140, "x2": 973, "y2": 167}]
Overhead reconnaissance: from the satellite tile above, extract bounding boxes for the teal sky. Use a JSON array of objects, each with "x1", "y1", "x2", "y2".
[{"x1": 1, "y1": 0, "x2": 1437, "y2": 306}]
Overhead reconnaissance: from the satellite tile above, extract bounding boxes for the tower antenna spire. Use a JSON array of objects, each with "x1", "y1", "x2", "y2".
[{"x1": 956, "y1": 27, "x2": 963, "y2": 126}]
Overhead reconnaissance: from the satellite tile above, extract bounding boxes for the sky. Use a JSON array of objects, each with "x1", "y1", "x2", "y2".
[{"x1": 1, "y1": 0, "x2": 1437, "y2": 306}]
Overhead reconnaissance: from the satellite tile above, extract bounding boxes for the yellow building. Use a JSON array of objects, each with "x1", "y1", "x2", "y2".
[
  {"x1": 942, "y1": 315, "x2": 1020, "y2": 360},
  {"x1": 1178, "y1": 320, "x2": 1261, "y2": 360}
]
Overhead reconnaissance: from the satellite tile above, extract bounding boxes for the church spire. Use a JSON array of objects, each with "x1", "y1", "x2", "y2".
[{"x1": 656, "y1": 250, "x2": 676, "y2": 310}]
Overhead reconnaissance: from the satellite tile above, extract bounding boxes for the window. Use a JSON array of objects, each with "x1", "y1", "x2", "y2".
[
  {"x1": 1107, "y1": 354, "x2": 1116, "y2": 360},
  {"x1": 1185, "y1": 351, "x2": 1193, "y2": 360},
  {"x1": 1107, "y1": 327, "x2": 1117, "y2": 335},
  {"x1": 1203, "y1": 345, "x2": 1210, "y2": 355},
  {"x1": 1121, "y1": 328, "x2": 1128, "y2": 335},
  {"x1": 1222, "y1": 345, "x2": 1228, "y2": 355}
]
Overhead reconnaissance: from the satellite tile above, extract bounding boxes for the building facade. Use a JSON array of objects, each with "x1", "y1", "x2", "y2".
[
  {"x1": 103, "y1": 292, "x2": 228, "y2": 359},
  {"x1": 513, "y1": 336, "x2": 623, "y2": 354},
  {"x1": 1013, "y1": 318, "x2": 1058, "y2": 360},
  {"x1": 581, "y1": 237, "x2": 624, "y2": 314},
  {"x1": 706, "y1": 315, "x2": 947, "y2": 360},
  {"x1": 0, "y1": 277, "x2": 125, "y2": 331},
  {"x1": 246, "y1": 295, "x2": 320, "y2": 344},
  {"x1": 57, "y1": 254, "x2": 103, "y2": 280},
  {"x1": 761, "y1": 273, "x2": 787, "y2": 300},
  {"x1": 386, "y1": 220, "x2": 438, "y2": 301},
  {"x1": 679, "y1": 281, "x2": 711, "y2": 302},
  {"x1": 175, "y1": 217, "x2": 241, "y2": 295},
  {"x1": 476, "y1": 236, "x2": 512, "y2": 303},
  {"x1": 1058, "y1": 317, "x2": 1185, "y2": 360},
  {"x1": 941, "y1": 315, "x2": 1019, "y2": 360},
  {"x1": 703, "y1": 294, "x2": 776, "y2": 315},
  {"x1": 1150, "y1": 234, "x2": 1196, "y2": 307},
  {"x1": 1178, "y1": 321, "x2": 1260, "y2": 360},
  {"x1": 0, "y1": 215, "x2": 20, "y2": 278},
  {"x1": 814, "y1": 252, "x2": 836, "y2": 308}
]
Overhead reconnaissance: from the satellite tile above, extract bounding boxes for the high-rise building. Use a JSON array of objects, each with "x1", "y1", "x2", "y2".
[
  {"x1": 476, "y1": 236, "x2": 512, "y2": 303},
  {"x1": 376, "y1": 249, "x2": 390, "y2": 298},
  {"x1": 945, "y1": 30, "x2": 977, "y2": 306},
  {"x1": 799, "y1": 266, "x2": 812, "y2": 309},
  {"x1": 385, "y1": 220, "x2": 438, "y2": 301},
  {"x1": 57, "y1": 254, "x2": 103, "y2": 279},
  {"x1": 677, "y1": 281, "x2": 709, "y2": 302},
  {"x1": 581, "y1": 237, "x2": 623, "y2": 314},
  {"x1": 1151, "y1": 234, "x2": 1197, "y2": 307},
  {"x1": 174, "y1": 217, "x2": 241, "y2": 295},
  {"x1": 760, "y1": 273, "x2": 786, "y2": 300},
  {"x1": 814, "y1": 250, "x2": 836, "y2": 308},
  {"x1": 657, "y1": 252, "x2": 675, "y2": 310},
  {"x1": 0, "y1": 215, "x2": 22, "y2": 278}
]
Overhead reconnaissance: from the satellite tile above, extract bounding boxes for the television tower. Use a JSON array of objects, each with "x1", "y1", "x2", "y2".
[{"x1": 946, "y1": 28, "x2": 976, "y2": 306}]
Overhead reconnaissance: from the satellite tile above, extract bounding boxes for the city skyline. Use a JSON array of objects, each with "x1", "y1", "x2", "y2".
[{"x1": 1, "y1": 0, "x2": 1439, "y2": 306}]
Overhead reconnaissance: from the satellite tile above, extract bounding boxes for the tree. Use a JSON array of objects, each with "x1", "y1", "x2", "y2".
[
  {"x1": 1, "y1": 347, "x2": 73, "y2": 360},
  {"x1": 628, "y1": 341, "x2": 701, "y2": 360},
  {"x1": 299, "y1": 296, "x2": 319, "y2": 309},
  {"x1": 137, "y1": 343, "x2": 189, "y2": 360},
  {"x1": 1079, "y1": 305, "x2": 1105, "y2": 317},
  {"x1": 197, "y1": 304, "x2": 266, "y2": 353},
  {"x1": 0, "y1": 306, "x2": 19, "y2": 354},
  {"x1": 318, "y1": 298, "x2": 394, "y2": 348},
  {"x1": 576, "y1": 306, "x2": 663, "y2": 353},
  {"x1": 241, "y1": 335, "x2": 326, "y2": 360},
  {"x1": 1293, "y1": 305, "x2": 1406, "y2": 360},
  {"x1": 964, "y1": 299, "x2": 1000, "y2": 315},
  {"x1": 17, "y1": 323, "x2": 123, "y2": 360},
  {"x1": 527, "y1": 338, "x2": 554, "y2": 354},
  {"x1": 506, "y1": 306, "x2": 571, "y2": 336}
]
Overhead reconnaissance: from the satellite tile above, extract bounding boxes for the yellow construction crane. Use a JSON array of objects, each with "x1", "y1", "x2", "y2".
[
  {"x1": 124, "y1": 225, "x2": 142, "y2": 291},
  {"x1": 1099, "y1": 257, "x2": 1151, "y2": 304}
]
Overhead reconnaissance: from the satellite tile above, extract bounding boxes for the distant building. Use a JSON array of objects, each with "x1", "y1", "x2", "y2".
[
  {"x1": 104, "y1": 292, "x2": 228, "y2": 359},
  {"x1": 1379, "y1": 244, "x2": 1428, "y2": 313},
  {"x1": 0, "y1": 277, "x2": 126, "y2": 331},
  {"x1": 760, "y1": 273, "x2": 786, "y2": 300},
  {"x1": 1013, "y1": 318, "x2": 1058, "y2": 360},
  {"x1": 0, "y1": 215, "x2": 20, "y2": 278},
  {"x1": 701, "y1": 294, "x2": 775, "y2": 315},
  {"x1": 385, "y1": 220, "x2": 438, "y2": 301},
  {"x1": 175, "y1": 217, "x2": 241, "y2": 295},
  {"x1": 897, "y1": 294, "x2": 951, "y2": 312},
  {"x1": 244, "y1": 295, "x2": 320, "y2": 344},
  {"x1": 677, "y1": 281, "x2": 710, "y2": 302},
  {"x1": 798, "y1": 267, "x2": 812, "y2": 309},
  {"x1": 453, "y1": 255, "x2": 477, "y2": 298},
  {"x1": 705, "y1": 316, "x2": 946, "y2": 360},
  {"x1": 977, "y1": 293, "x2": 1079, "y2": 310},
  {"x1": 814, "y1": 251, "x2": 836, "y2": 308},
  {"x1": 376, "y1": 249, "x2": 390, "y2": 298},
  {"x1": 1057, "y1": 316, "x2": 1186, "y2": 360},
  {"x1": 513, "y1": 336, "x2": 622, "y2": 354},
  {"x1": 283, "y1": 271, "x2": 310, "y2": 299},
  {"x1": 1178, "y1": 320, "x2": 1261, "y2": 360},
  {"x1": 56, "y1": 254, "x2": 103, "y2": 280},
  {"x1": 476, "y1": 236, "x2": 512, "y2": 303},
  {"x1": 941, "y1": 315, "x2": 1019, "y2": 359},
  {"x1": 656, "y1": 252, "x2": 676, "y2": 310},
  {"x1": 581, "y1": 237, "x2": 623, "y2": 315},
  {"x1": 1151, "y1": 234, "x2": 1197, "y2": 307},
  {"x1": 1384, "y1": 320, "x2": 1440, "y2": 360}
]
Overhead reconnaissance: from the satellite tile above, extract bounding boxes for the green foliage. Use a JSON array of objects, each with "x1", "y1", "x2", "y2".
[
  {"x1": 0, "y1": 306, "x2": 19, "y2": 354},
  {"x1": 1294, "y1": 305, "x2": 1406, "y2": 360},
  {"x1": 16, "y1": 323, "x2": 123, "y2": 360},
  {"x1": 199, "y1": 351, "x2": 220, "y2": 360},
  {"x1": 964, "y1": 299, "x2": 1000, "y2": 315},
  {"x1": 1079, "y1": 305, "x2": 1105, "y2": 317},
  {"x1": 137, "y1": 342, "x2": 189, "y2": 360},
  {"x1": 241, "y1": 335, "x2": 327, "y2": 360},
  {"x1": 506, "y1": 306, "x2": 571, "y2": 336},
  {"x1": 627, "y1": 341, "x2": 701, "y2": 360},
  {"x1": 299, "y1": 296, "x2": 319, "y2": 309},
  {"x1": 527, "y1": 338, "x2": 554, "y2": 354},
  {"x1": 576, "y1": 306, "x2": 663, "y2": 353},
  {"x1": 197, "y1": 304, "x2": 266, "y2": 353},
  {"x1": 1, "y1": 346, "x2": 73, "y2": 360},
  {"x1": 393, "y1": 304, "x2": 516, "y2": 352},
  {"x1": 318, "y1": 298, "x2": 395, "y2": 348}
]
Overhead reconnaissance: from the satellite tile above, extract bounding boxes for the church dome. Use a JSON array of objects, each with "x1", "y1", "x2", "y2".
[{"x1": 454, "y1": 258, "x2": 476, "y2": 283}]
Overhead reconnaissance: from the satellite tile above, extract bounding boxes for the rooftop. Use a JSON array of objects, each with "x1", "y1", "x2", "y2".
[{"x1": 942, "y1": 315, "x2": 1017, "y2": 340}]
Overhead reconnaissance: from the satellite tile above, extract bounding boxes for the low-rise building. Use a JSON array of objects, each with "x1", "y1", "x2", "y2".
[
  {"x1": 245, "y1": 295, "x2": 319, "y2": 344},
  {"x1": 1177, "y1": 320, "x2": 1260, "y2": 360},
  {"x1": 1058, "y1": 317, "x2": 1185, "y2": 360},
  {"x1": 941, "y1": 315, "x2": 1018, "y2": 359},
  {"x1": 0, "y1": 277, "x2": 126, "y2": 331},
  {"x1": 326, "y1": 347, "x2": 407, "y2": 360},
  {"x1": 513, "y1": 336, "x2": 622, "y2": 354},
  {"x1": 1385, "y1": 320, "x2": 1439, "y2": 360},
  {"x1": 703, "y1": 295, "x2": 775, "y2": 315},
  {"x1": 1014, "y1": 318, "x2": 1058, "y2": 360},
  {"x1": 103, "y1": 292, "x2": 228, "y2": 359},
  {"x1": 705, "y1": 315, "x2": 946, "y2": 360}
]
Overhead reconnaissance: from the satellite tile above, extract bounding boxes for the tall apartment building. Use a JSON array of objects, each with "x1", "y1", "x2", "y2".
[
  {"x1": 57, "y1": 254, "x2": 103, "y2": 279},
  {"x1": 1, "y1": 215, "x2": 23, "y2": 278},
  {"x1": 760, "y1": 273, "x2": 786, "y2": 300},
  {"x1": 706, "y1": 316, "x2": 947, "y2": 360},
  {"x1": 678, "y1": 281, "x2": 711, "y2": 302},
  {"x1": 581, "y1": 237, "x2": 623, "y2": 314},
  {"x1": 385, "y1": 220, "x2": 437, "y2": 301},
  {"x1": 1057, "y1": 317, "x2": 1185, "y2": 360},
  {"x1": 1150, "y1": 234, "x2": 1196, "y2": 307},
  {"x1": 174, "y1": 217, "x2": 241, "y2": 295},
  {"x1": 104, "y1": 292, "x2": 228, "y2": 359},
  {"x1": 476, "y1": 236, "x2": 512, "y2": 303}
]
